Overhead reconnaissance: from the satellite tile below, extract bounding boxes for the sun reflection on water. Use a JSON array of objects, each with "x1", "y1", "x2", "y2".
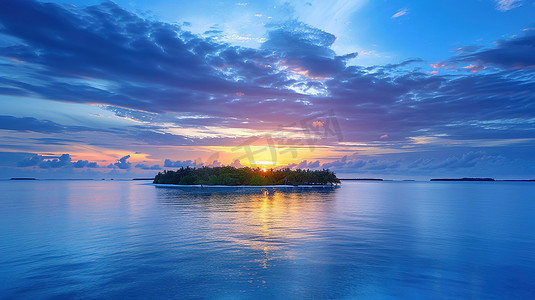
[{"x1": 157, "y1": 187, "x2": 338, "y2": 269}]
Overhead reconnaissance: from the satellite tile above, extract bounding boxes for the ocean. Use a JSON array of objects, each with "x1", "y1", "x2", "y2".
[{"x1": 1, "y1": 180, "x2": 534, "y2": 299}]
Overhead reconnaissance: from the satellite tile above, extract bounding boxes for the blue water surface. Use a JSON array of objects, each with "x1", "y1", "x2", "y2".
[{"x1": 1, "y1": 180, "x2": 534, "y2": 299}]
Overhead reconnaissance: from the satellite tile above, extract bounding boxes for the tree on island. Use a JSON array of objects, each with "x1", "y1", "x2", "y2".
[{"x1": 153, "y1": 166, "x2": 340, "y2": 186}]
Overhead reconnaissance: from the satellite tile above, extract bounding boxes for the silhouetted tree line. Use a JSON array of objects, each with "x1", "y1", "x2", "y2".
[{"x1": 153, "y1": 166, "x2": 340, "y2": 186}]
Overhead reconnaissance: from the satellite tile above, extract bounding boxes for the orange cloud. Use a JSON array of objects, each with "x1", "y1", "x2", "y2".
[
  {"x1": 430, "y1": 63, "x2": 446, "y2": 69},
  {"x1": 312, "y1": 120, "x2": 324, "y2": 127},
  {"x1": 464, "y1": 65, "x2": 487, "y2": 73}
]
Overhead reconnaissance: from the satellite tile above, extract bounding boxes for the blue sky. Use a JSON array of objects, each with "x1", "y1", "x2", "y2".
[{"x1": 0, "y1": 0, "x2": 534, "y2": 179}]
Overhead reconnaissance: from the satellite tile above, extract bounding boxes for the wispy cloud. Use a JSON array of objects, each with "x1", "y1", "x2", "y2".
[
  {"x1": 360, "y1": 50, "x2": 375, "y2": 55},
  {"x1": 495, "y1": 0, "x2": 522, "y2": 11},
  {"x1": 391, "y1": 8, "x2": 408, "y2": 19},
  {"x1": 464, "y1": 64, "x2": 487, "y2": 73}
]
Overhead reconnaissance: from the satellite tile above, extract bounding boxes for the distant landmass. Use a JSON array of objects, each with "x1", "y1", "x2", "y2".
[
  {"x1": 153, "y1": 166, "x2": 340, "y2": 186},
  {"x1": 10, "y1": 177, "x2": 37, "y2": 180},
  {"x1": 497, "y1": 179, "x2": 535, "y2": 182},
  {"x1": 430, "y1": 178, "x2": 495, "y2": 181},
  {"x1": 339, "y1": 178, "x2": 383, "y2": 181}
]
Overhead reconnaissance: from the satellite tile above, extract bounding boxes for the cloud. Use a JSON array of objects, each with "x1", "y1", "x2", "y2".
[
  {"x1": 135, "y1": 163, "x2": 161, "y2": 170},
  {"x1": 430, "y1": 63, "x2": 446, "y2": 69},
  {"x1": 359, "y1": 50, "x2": 374, "y2": 55},
  {"x1": 17, "y1": 155, "x2": 44, "y2": 167},
  {"x1": 407, "y1": 151, "x2": 503, "y2": 170},
  {"x1": 432, "y1": 151, "x2": 499, "y2": 169},
  {"x1": 229, "y1": 159, "x2": 244, "y2": 168},
  {"x1": 463, "y1": 65, "x2": 487, "y2": 73},
  {"x1": 39, "y1": 154, "x2": 72, "y2": 169},
  {"x1": 364, "y1": 159, "x2": 401, "y2": 170},
  {"x1": 262, "y1": 21, "x2": 349, "y2": 79},
  {"x1": 316, "y1": 151, "x2": 507, "y2": 174},
  {"x1": 494, "y1": 0, "x2": 522, "y2": 11},
  {"x1": 307, "y1": 160, "x2": 321, "y2": 168},
  {"x1": 164, "y1": 159, "x2": 203, "y2": 168},
  {"x1": 86, "y1": 162, "x2": 99, "y2": 168},
  {"x1": 455, "y1": 30, "x2": 535, "y2": 69},
  {"x1": 282, "y1": 155, "x2": 402, "y2": 172},
  {"x1": 206, "y1": 160, "x2": 222, "y2": 167},
  {"x1": 391, "y1": 8, "x2": 408, "y2": 18},
  {"x1": 73, "y1": 160, "x2": 89, "y2": 168},
  {"x1": 73, "y1": 160, "x2": 99, "y2": 168},
  {"x1": 0, "y1": 115, "x2": 93, "y2": 133},
  {"x1": 16, "y1": 153, "x2": 100, "y2": 169},
  {"x1": 0, "y1": 0, "x2": 299, "y2": 114},
  {"x1": 321, "y1": 155, "x2": 368, "y2": 170},
  {"x1": 114, "y1": 155, "x2": 131, "y2": 169}
]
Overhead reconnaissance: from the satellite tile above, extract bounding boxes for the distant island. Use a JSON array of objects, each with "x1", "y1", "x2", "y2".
[
  {"x1": 153, "y1": 166, "x2": 340, "y2": 186},
  {"x1": 430, "y1": 178, "x2": 495, "y2": 181},
  {"x1": 339, "y1": 178, "x2": 383, "y2": 181},
  {"x1": 498, "y1": 179, "x2": 535, "y2": 182}
]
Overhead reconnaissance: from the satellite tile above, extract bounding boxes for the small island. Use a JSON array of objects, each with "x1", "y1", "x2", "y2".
[
  {"x1": 339, "y1": 178, "x2": 383, "y2": 181},
  {"x1": 430, "y1": 178, "x2": 495, "y2": 181},
  {"x1": 153, "y1": 166, "x2": 340, "y2": 186}
]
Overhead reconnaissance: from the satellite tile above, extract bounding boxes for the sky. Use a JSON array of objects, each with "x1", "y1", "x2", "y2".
[{"x1": 0, "y1": 0, "x2": 534, "y2": 179}]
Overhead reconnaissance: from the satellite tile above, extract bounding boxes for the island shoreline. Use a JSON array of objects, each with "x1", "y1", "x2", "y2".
[{"x1": 150, "y1": 183, "x2": 340, "y2": 188}]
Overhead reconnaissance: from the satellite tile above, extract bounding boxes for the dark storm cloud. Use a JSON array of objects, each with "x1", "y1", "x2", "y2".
[{"x1": 0, "y1": 0, "x2": 534, "y2": 149}]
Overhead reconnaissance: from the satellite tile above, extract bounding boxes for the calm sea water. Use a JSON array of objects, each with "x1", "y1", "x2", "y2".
[{"x1": 1, "y1": 180, "x2": 534, "y2": 299}]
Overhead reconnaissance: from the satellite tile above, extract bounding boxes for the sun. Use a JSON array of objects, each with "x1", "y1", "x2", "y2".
[{"x1": 261, "y1": 168, "x2": 267, "y2": 172}]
